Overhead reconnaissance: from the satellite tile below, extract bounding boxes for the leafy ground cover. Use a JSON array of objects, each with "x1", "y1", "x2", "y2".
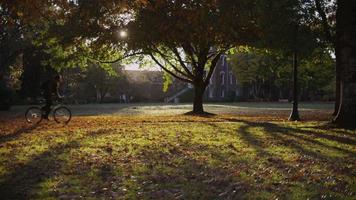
[{"x1": 0, "y1": 104, "x2": 355, "y2": 199}]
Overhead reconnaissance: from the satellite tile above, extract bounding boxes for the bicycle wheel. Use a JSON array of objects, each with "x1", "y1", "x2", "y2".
[
  {"x1": 53, "y1": 106, "x2": 71, "y2": 124},
  {"x1": 25, "y1": 106, "x2": 43, "y2": 124}
]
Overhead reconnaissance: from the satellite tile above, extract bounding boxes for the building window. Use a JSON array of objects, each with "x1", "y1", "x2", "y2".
[
  {"x1": 220, "y1": 71, "x2": 225, "y2": 85},
  {"x1": 229, "y1": 72, "x2": 233, "y2": 85},
  {"x1": 221, "y1": 89, "x2": 225, "y2": 98},
  {"x1": 221, "y1": 55, "x2": 225, "y2": 67}
]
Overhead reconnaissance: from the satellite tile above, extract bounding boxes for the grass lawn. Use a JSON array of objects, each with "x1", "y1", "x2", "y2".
[
  {"x1": 5, "y1": 102, "x2": 333, "y2": 118},
  {"x1": 0, "y1": 112, "x2": 355, "y2": 200}
]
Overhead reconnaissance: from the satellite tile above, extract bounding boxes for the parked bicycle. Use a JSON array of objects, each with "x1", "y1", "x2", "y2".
[{"x1": 25, "y1": 98, "x2": 71, "y2": 124}]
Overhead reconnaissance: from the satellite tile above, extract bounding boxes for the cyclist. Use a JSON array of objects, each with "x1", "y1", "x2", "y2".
[{"x1": 41, "y1": 74, "x2": 63, "y2": 119}]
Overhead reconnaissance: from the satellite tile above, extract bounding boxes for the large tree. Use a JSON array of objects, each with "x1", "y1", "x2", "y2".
[
  {"x1": 119, "y1": 0, "x2": 260, "y2": 114},
  {"x1": 8, "y1": 0, "x2": 346, "y2": 121},
  {"x1": 332, "y1": 0, "x2": 356, "y2": 127},
  {"x1": 37, "y1": 0, "x2": 260, "y2": 114},
  {"x1": 0, "y1": 0, "x2": 37, "y2": 109}
]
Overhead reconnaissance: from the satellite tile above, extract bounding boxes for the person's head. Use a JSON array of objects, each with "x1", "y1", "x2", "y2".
[{"x1": 54, "y1": 74, "x2": 62, "y2": 83}]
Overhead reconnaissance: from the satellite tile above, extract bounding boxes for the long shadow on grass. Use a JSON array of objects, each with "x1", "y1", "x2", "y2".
[
  {"x1": 233, "y1": 123, "x2": 301, "y2": 196},
  {"x1": 0, "y1": 139, "x2": 81, "y2": 199},
  {"x1": 228, "y1": 120, "x2": 355, "y2": 197},
  {"x1": 222, "y1": 118, "x2": 356, "y2": 155},
  {"x1": 265, "y1": 125, "x2": 356, "y2": 156},
  {"x1": 308, "y1": 124, "x2": 356, "y2": 139},
  {"x1": 76, "y1": 128, "x2": 263, "y2": 199},
  {"x1": 129, "y1": 144, "x2": 253, "y2": 199},
  {"x1": 1, "y1": 123, "x2": 353, "y2": 199},
  {"x1": 0, "y1": 124, "x2": 39, "y2": 144},
  {"x1": 277, "y1": 125, "x2": 356, "y2": 146},
  {"x1": 0, "y1": 127, "x2": 249, "y2": 199},
  {"x1": 134, "y1": 120, "x2": 355, "y2": 199}
]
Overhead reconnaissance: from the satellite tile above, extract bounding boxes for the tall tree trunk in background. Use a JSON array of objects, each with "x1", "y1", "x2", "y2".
[
  {"x1": 289, "y1": 23, "x2": 301, "y2": 121},
  {"x1": 333, "y1": 0, "x2": 356, "y2": 127},
  {"x1": 289, "y1": 51, "x2": 301, "y2": 121}
]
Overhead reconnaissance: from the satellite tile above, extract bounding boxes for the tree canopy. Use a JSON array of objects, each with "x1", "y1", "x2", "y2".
[
  {"x1": 120, "y1": 0, "x2": 262, "y2": 113},
  {"x1": 1, "y1": 0, "x2": 355, "y2": 126}
]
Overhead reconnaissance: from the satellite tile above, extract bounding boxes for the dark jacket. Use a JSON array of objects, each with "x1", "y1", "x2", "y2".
[{"x1": 41, "y1": 79, "x2": 59, "y2": 99}]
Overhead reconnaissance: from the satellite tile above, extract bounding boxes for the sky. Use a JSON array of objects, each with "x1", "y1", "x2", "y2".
[{"x1": 124, "y1": 63, "x2": 160, "y2": 71}]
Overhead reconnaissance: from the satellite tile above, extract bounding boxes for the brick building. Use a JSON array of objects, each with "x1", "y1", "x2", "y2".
[{"x1": 205, "y1": 55, "x2": 240, "y2": 101}]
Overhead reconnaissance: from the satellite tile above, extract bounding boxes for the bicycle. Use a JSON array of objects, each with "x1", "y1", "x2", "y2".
[{"x1": 25, "y1": 98, "x2": 72, "y2": 124}]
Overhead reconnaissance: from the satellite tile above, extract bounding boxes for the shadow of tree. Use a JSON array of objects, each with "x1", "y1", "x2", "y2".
[
  {"x1": 0, "y1": 126, "x2": 257, "y2": 199},
  {"x1": 125, "y1": 143, "x2": 252, "y2": 199},
  {"x1": 0, "y1": 140, "x2": 81, "y2": 199},
  {"x1": 309, "y1": 124, "x2": 356, "y2": 139},
  {"x1": 222, "y1": 118, "x2": 356, "y2": 149},
  {"x1": 265, "y1": 124, "x2": 355, "y2": 156},
  {"x1": 0, "y1": 124, "x2": 39, "y2": 144},
  {"x1": 223, "y1": 118, "x2": 355, "y2": 197},
  {"x1": 0, "y1": 120, "x2": 354, "y2": 199}
]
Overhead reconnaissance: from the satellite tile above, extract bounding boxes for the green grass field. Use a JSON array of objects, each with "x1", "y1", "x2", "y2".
[{"x1": 0, "y1": 103, "x2": 355, "y2": 199}]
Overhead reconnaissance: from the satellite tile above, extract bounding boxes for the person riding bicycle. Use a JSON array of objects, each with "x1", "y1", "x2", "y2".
[{"x1": 41, "y1": 74, "x2": 63, "y2": 119}]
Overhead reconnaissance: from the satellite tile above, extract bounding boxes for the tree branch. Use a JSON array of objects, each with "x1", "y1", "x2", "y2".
[
  {"x1": 85, "y1": 51, "x2": 144, "y2": 64},
  {"x1": 204, "y1": 53, "x2": 222, "y2": 87},
  {"x1": 182, "y1": 43, "x2": 198, "y2": 68},
  {"x1": 149, "y1": 53, "x2": 193, "y2": 83},
  {"x1": 314, "y1": 0, "x2": 334, "y2": 44},
  {"x1": 153, "y1": 48, "x2": 192, "y2": 79},
  {"x1": 170, "y1": 47, "x2": 194, "y2": 78}
]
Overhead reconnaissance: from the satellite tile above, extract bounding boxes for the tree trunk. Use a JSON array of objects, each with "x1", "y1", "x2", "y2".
[
  {"x1": 193, "y1": 83, "x2": 205, "y2": 114},
  {"x1": 289, "y1": 51, "x2": 301, "y2": 121},
  {"x1": 333, "y1": 53, "x2": 341, "y2": 116},
  {"x1": 289, "y1": 22, "x2": 301, "y2": 121},
  {"x1": 333, "y1": 0, "x2": 356, "y2": 127}
]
